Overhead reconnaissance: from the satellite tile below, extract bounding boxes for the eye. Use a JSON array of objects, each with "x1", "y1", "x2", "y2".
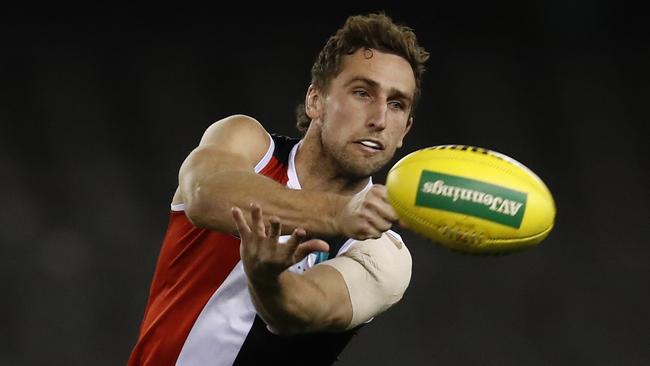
[
  {"x1": 389, "y1": 100, "x2": 405, "y2": 110},
  {"x1": 353, "y1": 89, "x2": 370, "y2": 98}
]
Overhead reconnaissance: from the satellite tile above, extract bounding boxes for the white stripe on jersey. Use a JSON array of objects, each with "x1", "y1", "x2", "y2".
[
  {"x1": 176, "y1": 134, "x2": 276, "y2": 365},
  {"x1": 175, "y1": 136, "x2": 377, "y2": 365},
  {"x1": 175, "y1": 262, "x2": 254, "y2": 366}
]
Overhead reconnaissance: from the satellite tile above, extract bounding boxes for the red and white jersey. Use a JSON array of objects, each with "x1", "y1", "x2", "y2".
[{"x1": 128, "y1": 134, "x2": 371, "y2": 366}]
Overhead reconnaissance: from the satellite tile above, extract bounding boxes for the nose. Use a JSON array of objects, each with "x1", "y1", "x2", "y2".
[{"x1": 366, "y1": 101, "x2": 387, "y2": 131}]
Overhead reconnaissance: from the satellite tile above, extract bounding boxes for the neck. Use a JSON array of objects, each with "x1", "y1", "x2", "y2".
[{"x1": 295, "y1": 132, "x2": 371, "y2": 195}]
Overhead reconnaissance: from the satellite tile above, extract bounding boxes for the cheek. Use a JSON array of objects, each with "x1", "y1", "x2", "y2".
[
  {"x1": 328, "y1": 100, "x2": 353, "y2": 120},
  {"x1": 388, "y1": 116, "x2": 407, "y2": 132},
  {"x1": 322, "y1": 100, "x2": 356, "y2": 137},
  {"x1": 327, "y1": 93, "x2": 365, "y2": 117},
  {"x1": 388, "y1": 119, "x2": 410, "y2": 143}
]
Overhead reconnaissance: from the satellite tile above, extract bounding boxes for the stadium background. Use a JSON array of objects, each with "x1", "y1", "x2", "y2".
[{"x1": 1, "y1": 2, "x2": 648, "y2": 365}]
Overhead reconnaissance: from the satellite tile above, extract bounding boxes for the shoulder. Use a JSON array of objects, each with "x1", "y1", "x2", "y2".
[
  {"x1": 200, "y1": 114, "x2": 269, "y2": 146},
  {"x1": 194, "y1": 114, "x2": 272, "y2": 165}
]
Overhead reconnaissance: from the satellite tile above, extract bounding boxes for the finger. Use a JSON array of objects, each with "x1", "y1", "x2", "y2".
[
  {"x1": 361, "y1": 210, "x2": 393, "y2": 234},
  {"x1": 363, "y1": 229, "x2": 383, "y2": 240},
  {"x1": 231, "y1": 206, "x2": 252, "y2": 236},
  {"x1": 293, "y1": 239, "x2": 330, "y2": 262},
  {"x1": 361, "y1": 221, "x2": 383, "y2": 240},
  {"x1": 284, "y1": 228, "x2": 306, "y2": 254},
  {"x1": 349, "y1": 221, "x2": 382, "y2": 241},
  {"x1": 268, "y1": 216, "x2": 281, "y2": 241},
  {"x1": 370, "y1": 184, "x2": 393, "y2": 206},
  {"x1": 250, "y1": 203, "x2": 266, "y2": 236},
  {"x1": 398, "y1": 219, "x2": 411, "y2": 230},
  {"x1": 370, "y1": 200, "x2": 400, "y2": 223},
  {"x1": 370, "y1": 185, "x2": 399, "y2": 217},
  {"x1": 371, "y1": 184, "x2": 389, "y2": 201}
]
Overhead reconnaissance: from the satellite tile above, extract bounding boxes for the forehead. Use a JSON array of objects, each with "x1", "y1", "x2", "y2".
[{"x1": 333, "y1": 48, "x2": 416, "y2": 97}]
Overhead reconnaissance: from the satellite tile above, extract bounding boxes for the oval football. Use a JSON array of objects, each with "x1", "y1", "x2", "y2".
[{"x1": 386, "y1": 145, "x2": 556, "y2": 254}]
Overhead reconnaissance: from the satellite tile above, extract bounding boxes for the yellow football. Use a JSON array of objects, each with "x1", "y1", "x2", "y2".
[{"x1": 386, "y1": 145, "x2": 556, "y2": 254}]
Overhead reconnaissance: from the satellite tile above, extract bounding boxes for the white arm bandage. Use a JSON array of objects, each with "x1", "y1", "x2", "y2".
[{"x1": 320, "y1": 231, "x2": 412, "y2": 329}]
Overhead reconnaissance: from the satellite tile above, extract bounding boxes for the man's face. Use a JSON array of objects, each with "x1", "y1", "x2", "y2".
[{"x1": 309, "y1": 48, "x2": 416, "y2": 178}]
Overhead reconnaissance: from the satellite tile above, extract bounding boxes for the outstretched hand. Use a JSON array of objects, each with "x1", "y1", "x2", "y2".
[{"x1": 231, "y1": 204, "x2": 330, "y2": 284}]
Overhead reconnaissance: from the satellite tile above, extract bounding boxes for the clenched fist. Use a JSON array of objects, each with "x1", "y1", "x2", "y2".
[{"x1": 335, "y1": 184, "x2": 399, "y2": 240}]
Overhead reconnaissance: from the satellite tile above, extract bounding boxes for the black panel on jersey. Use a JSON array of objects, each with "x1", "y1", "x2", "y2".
[
  {"x1": 322, "y1": 235, "x2": 350, "y2": 260},
  {"x1": 270, "y1": 134, "x2": 300, "y2": 165},
  {"x1": 232, "y1": 236, "x2": 362, "y2": 365},
  {"x1": 233, "y1": 315, "x2": 361, "y2": 366},
  {"x1": 235, "y1": 135, "x2": 364, "y2": 365}
]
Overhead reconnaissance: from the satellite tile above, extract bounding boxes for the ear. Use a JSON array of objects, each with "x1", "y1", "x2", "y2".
[
  {"x1": 305, "y1": 84, "x2": 322, "y2": 120},
  {"x1": 396, "y1": 116, "x2": 413, "y2": 149}
]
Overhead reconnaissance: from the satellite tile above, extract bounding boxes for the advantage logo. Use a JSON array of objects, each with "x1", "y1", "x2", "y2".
[{"x1": 415, "y1": 171, "x2": 527, "y2": 228}]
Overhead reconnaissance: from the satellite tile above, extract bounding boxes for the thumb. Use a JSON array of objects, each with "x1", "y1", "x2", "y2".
[{"x1": 293, "y1": 239, "x2": 330, "y2": 263}]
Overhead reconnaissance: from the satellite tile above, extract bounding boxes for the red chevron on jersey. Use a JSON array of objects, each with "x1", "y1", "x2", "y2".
[{"x1": 128, "y1": 134, "x2": 292, "y2": 365}]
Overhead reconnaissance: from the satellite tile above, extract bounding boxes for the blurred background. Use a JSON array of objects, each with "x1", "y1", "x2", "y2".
[{"x1": 1, "y1": 2, "x2": 648, "y2": 365}]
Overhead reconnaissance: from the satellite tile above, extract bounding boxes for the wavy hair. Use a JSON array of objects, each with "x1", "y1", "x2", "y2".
[{"x1": 295, "y1": 13, "x2": 429, "y2": 134}]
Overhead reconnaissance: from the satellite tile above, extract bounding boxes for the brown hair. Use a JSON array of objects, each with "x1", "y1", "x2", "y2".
[{"x1": 295, "y1": 13, "x2": 429, "y2": 134}]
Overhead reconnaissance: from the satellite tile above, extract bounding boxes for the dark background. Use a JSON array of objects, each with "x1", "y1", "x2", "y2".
[{"x1": 1, "y1": 2, "x2": 648, "y2": 365}]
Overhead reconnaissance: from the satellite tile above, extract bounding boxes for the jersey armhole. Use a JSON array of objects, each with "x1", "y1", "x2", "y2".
[
  {"x1": 170, "y1": 133, "x2": 274, "y2": 211},
  {"x1": 254, "y1": 133, "x2": 275, "y2": 173}
]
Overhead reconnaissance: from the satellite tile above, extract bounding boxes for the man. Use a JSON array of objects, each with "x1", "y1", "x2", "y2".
[{"x1": 128, "y1": 13, "x2": 429, "y2": 366}]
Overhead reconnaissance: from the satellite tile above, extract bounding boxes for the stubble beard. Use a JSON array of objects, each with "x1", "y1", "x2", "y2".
[{"x1": 318, "y1": 117, "x2": 393, "y2": 180}]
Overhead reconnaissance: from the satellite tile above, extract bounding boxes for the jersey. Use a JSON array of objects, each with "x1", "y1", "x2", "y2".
[{"x1": 128, "y1": 134, "x2": 366, "y2": 366}]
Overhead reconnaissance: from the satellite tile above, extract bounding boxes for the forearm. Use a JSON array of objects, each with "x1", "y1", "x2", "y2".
[
  {"x1": 184, "y1": 170, "x2": 344, "y2": 236},
  {"x1": 247, "y1": 268, "x2": 348, "y2": 335}
]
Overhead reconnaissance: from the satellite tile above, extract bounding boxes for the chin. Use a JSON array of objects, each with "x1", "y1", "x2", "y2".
[
  {"x1": 328, "y1": 142, "x2": 394, "y2": 178},
  {"x1": 344, "y1": 159, "x2": 387, "y2": 178}
]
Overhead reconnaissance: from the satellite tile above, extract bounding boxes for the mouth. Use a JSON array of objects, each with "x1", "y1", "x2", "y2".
[{"x1": 354, "y1": 139, "x2": 384, "y2": 151}]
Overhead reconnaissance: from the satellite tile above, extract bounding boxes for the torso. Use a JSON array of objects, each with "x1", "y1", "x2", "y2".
[{"x1": 128, "y1": 134, "x2": 367, "y2": 366}]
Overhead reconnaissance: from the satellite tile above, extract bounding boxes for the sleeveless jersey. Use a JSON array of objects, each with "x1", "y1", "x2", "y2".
[{"x1": 128, "y1": 134, "x2": 363, "y2": 366}]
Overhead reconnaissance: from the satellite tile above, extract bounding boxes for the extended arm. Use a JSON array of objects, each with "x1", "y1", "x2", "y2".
[
  {"x1": 232, "y1": 204, "x2": 411, "y2": 335},
  {"x1": 178, "y1": 114, "x2": 342, "y2": 236},
  {"x1": 178, "y1": 114, "x2": 398, "y2": 239}
]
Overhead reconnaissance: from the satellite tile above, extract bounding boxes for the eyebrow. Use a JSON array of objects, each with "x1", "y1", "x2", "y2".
[{"x1": 344, "y1": 77, "x2": 413, "y2": 104}]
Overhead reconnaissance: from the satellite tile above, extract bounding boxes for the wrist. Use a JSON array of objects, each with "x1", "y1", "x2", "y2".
[
  {"x1": 326, "y1": 193, "x2": 347, "y2": 236},
  {"x1": 247, "y1": 271, "x2": 292, "y2": 309},
  {"x1": 244, "y1": 262, "x2": 283, "y2": 289}
]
